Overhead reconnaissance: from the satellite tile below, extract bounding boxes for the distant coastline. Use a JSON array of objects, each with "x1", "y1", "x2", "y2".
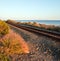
[{"x1": 16, "y1": 20, "x2": 60, "y2": 26}]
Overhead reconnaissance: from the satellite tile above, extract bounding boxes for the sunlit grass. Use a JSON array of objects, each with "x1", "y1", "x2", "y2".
[
  {"x1": 0, "y1": 20, "x2": 9, "y2": 36},
  {"x1": 0, "y1": 20, "x2": 29, "y2": 60}
]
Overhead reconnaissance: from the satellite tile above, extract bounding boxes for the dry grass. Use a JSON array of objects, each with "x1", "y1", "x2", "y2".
[
  {"x1": 0, "y1": 29, "x2": 29, "y2": 61},
  {"x1": 0, "y1": 29, "x2": 29, "y2": 54}
]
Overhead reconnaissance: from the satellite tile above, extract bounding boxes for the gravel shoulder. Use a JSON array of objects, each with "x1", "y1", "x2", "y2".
[{"x1": 10, "y1": 25, "x2": 60, "y2": 61}]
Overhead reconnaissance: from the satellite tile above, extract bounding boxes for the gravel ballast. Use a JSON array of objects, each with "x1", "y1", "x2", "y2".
[{"x1": 10, "y1": 25, "x2": 60, "y2": 61}]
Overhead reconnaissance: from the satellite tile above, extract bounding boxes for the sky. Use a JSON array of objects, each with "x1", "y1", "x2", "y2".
[{"x1": 0, "y1": 0, "x2": 60, "y2": 20}]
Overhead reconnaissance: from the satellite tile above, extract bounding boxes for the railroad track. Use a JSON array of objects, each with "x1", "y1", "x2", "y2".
[{"x1": 7, "y1": 22, "x2": 60, "y2": 41}]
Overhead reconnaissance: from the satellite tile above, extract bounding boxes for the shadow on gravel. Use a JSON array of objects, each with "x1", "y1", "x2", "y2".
[
  {"x1": 38, "y1": 40, "x2": 60, "y2": 61},
  {"x1": 10, "y1": 25, "x2": 60, "y2": 61}
]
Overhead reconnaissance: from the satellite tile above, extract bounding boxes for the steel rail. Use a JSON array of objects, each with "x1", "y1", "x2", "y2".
[{"x1": 7, "y1": 22, "x2": 60, "y2": 41}]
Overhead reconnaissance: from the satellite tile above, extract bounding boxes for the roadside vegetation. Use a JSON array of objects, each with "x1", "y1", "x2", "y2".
[
  {"x1": 26, "y1": 22, "x2": 60, "y2": 32},
  {"x1": 0, "y1": 20, "x2": 9, "y2": 37},
  {"x1": 6, "y1": 20, "x2": 60, "y2": 33},
  {"x1": 18, "y1": 21, "x2": 60, "y2": 33},
  {"x1": 0, "y1": 20, "x2": 29, "y2": 61},
  {"x1": 47, "y1": 26, "x2": 60, "y2": 32}
]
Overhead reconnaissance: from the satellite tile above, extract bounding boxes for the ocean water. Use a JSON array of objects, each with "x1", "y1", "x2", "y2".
[{"x1": 17, "y1": 20, "x2": 60, "y2": 26}]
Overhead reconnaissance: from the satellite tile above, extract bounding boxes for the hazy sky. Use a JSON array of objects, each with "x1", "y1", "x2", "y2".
[{"x1": 0, "y1": 0, "x2": 60, "y2": 20}]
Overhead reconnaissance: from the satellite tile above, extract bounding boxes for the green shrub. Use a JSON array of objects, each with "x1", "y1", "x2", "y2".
[
  {"x1": 0, "y1": 20, "x2": 9, "y2": 36},
  {"x1": 0, "y1": 53, "x2": 10, "y2": 61},
  {"x1": 53, "y1": 27, "x2": 60, "y2": 32},
  {"x1": 47, "y1": 27, "x2": 60, "y2": 32}
]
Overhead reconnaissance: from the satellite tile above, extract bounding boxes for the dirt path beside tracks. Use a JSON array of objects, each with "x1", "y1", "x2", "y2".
[{"x1": 10, "y1": 25, "x2": 60, "y2": 61}]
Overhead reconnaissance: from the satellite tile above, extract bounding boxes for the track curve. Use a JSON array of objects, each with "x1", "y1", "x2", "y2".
[{"x1": 6, "y1": 22, "x2": 60, "y2": 41}]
